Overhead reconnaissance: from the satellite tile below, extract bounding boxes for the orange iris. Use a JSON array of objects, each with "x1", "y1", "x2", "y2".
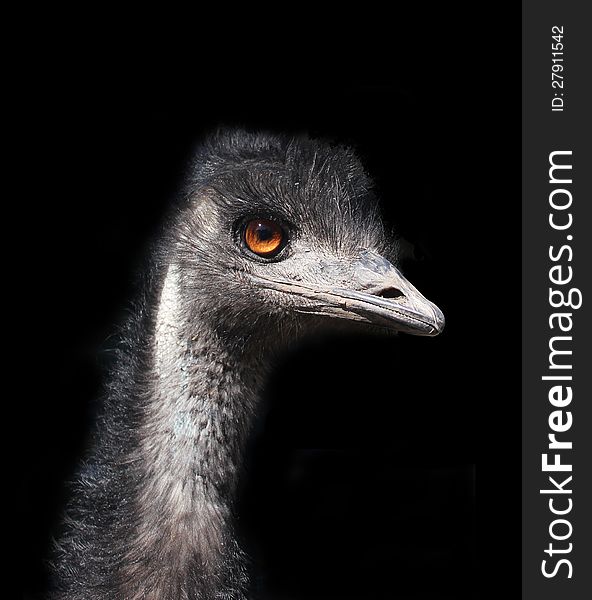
[{"x1": 244, "y1": 219, "x2": 285, "y2": 257}]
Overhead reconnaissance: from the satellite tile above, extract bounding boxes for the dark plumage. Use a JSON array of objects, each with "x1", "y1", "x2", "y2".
[{"x1": 49, "y1": 129, "x2": 444, "y2": 599}]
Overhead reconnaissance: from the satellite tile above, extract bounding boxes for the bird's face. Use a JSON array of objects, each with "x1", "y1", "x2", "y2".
[{"x1": 176, "y1": 137, "x2": 444, "y2": 347}]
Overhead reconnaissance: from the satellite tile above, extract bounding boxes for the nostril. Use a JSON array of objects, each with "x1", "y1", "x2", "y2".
[{"x1": 376, "y1": 286, "x2": 405, "y2": 300}]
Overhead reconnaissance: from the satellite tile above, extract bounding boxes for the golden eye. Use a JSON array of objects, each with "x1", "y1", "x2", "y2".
[{"x1": 244, "y1": 219, "x2": 285, "y2": 257}]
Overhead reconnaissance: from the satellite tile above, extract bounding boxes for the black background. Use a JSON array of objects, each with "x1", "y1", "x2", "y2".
[{"x1": 21, "y1": 8, "x2": 520, "y2": 599}]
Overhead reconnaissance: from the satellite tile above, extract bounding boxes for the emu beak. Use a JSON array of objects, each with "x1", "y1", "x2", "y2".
[
  {"x1": 317, "y1": 250, "x2": 444, "y2": 336},
  {"x1": 254, "y1": 251, "x2": 445, "y2": 336}
]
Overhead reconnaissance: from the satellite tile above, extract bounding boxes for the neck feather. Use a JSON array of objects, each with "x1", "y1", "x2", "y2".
[{"x1": 122, "y1": 263, "x2": 262, "y2": 598}]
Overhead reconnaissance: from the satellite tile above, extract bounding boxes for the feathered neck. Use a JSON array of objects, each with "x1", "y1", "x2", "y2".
[{"x1": 120, "y1": 263, "x2": 264, "y2": 599}]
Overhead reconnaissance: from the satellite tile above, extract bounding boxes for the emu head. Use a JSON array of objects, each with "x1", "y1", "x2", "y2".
[{"x1": 168, "y1": 130, "x2": 444, "y2": 351}]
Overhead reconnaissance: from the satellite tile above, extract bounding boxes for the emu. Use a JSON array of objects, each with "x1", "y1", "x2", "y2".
[{"x1": 50, "y1": 129, "x2": 444, "y2": 599}]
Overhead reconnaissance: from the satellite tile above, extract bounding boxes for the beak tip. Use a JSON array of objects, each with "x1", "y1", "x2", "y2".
[{"x1": 427, "y1": 303, "x2": 445, "y2": 336}]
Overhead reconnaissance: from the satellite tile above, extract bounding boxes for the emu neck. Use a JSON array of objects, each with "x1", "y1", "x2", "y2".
[
  {"x1": 150, "y1": 264, "x2": 260, "y2": 491},
  {"x1": 124, "y1": 264, "x2": 262, "y2": 597}
]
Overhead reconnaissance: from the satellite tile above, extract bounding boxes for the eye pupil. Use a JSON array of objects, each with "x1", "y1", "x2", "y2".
[
  {"x1": 256, "y1": 224, "x2": 273, "y2": 240},
  {"x1": 244, "y1": 218, "x2": 285, "y2": 257}
]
